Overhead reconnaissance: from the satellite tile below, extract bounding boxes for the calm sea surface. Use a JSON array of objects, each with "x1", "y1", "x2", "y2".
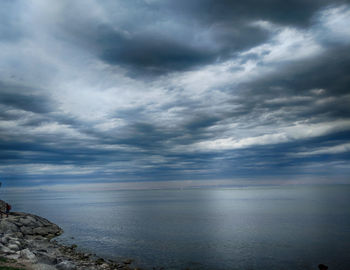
[{"x1": 2, "y1": 185, "x2": 350, "y2": 270}]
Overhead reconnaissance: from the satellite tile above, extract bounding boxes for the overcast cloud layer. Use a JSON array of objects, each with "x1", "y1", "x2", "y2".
[{"x1": 1, "y1": 0, "x2": 350, "y2": 189}]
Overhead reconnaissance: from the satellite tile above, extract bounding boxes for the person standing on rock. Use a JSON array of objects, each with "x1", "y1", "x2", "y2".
[{"x1": 5, "y1": 202, "x2": 11, "y2": 217}]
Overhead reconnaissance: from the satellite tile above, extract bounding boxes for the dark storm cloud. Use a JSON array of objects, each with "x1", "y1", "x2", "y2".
[
  {"x1": 64, "y1": 21, "x2": 269, "y2": 74},
  {"x1": 170, "y1": 0, "x2": 350, "y2": 27},
  {"x1": 57, "y1": 0, "x2": 349, "y2": 73},
  {"x1": 55, "y1": 1, "x2": 270, "y2": 73},
  {"x1": 99, "y1": 30, "x2": 215, "y2": 73}
]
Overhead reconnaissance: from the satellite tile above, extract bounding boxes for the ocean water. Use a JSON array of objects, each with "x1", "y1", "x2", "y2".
[{"x1": 1, "y1": 185, "x2": 350, "y2": 270}]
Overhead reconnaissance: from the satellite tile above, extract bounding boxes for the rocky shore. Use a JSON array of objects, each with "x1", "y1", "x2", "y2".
[{"x1": 0, "y1": 212, "x2": 137, "y2": 270}]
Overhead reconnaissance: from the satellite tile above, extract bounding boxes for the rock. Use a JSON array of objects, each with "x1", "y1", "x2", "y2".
[
  {"x1": 14, "y1": 231, "x2": 23, "y2": 238},
  {"x1": 0, "y1": 244, "x2": 15, "y2": 254},
  {"x1": 35, "y1": 251, "x2": 58, "y2": 264},
  {"x1": 35, "y1": 216, "x2": 52, "y2": 227},
  {"x1": 56, "y1": 260, "x2": 76, "y2": 270},
  {"x1": 2, "y1": 212, "x2": 132, "y2": 270},
  {"x1": 33, "y1": 227, "x2": 50, "y2": 236},
  {"x1": 34, "y1": 263, "x2": 58, "y2": 270},
  {"x1": 32, "y1": 225, "x2": 61, "y2": 237},
  {"x1": 95, "y1": 258, "x2": 105, "y2": 265},
  {"x1": 1, "y1": 236, "x2": 9, "y2": 244},
  {"x1": 6, "y1": 251, "x2": 20, "y2": 260},
  {"x1": 123, "y1": 258, "x2": 133, "y2": 264},
  {"x1": 9, "y1": 239, "x2": 21, "y2": 246},
  {"x1": 19, "y1": 216, "x2": 37, "y2": 226},
  {"x1": 101, "y1": 263, "x2": 110, "y2": 269},
  {"x1": 0, "y1": 220, "x2": 19, "y2": 233},
  {"x1": 7, "y1": 243, "x2": 20, "y2": 251},
  {"x1": 20, "y1": 248, "x2": 37, "y2": 262},
  {"x1": 83, "y1": 253, "x2": 91, "y2": 259},
  {"x1": 21, "y1": 226, "x2": 34, "y2": 235}
]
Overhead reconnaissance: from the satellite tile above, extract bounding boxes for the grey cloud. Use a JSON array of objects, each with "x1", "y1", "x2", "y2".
[
  {"x1": 62, "y1": 23, "x2": 268, "y2": 74},
  {"x1": 32, "y1": 0, "x2": 348, "y2": 74},
  {"x1": 0, "y1": 0, "x2": 23, "y2": 42},
  {"x1": 55, "y1": 1, "x2": 272, "y2": 73},
  {"x1": 99, "y1": 30, "x2": 216, "y2": 73},
  {"x1": 0, "y1": 0, "x2": 349, "y2": 187},
  {"x1": 179, "y1": 0, "x2": 350, "y2": 27},
  {"x1": 94, "y1": 0, "x2": 350, "y2": 72},
  {"x1": 0, "y1": 82, "x2": 54, "y2": 114},
  {"x1": 233, "y1": 45, "x2": 350, "y2": 122}
]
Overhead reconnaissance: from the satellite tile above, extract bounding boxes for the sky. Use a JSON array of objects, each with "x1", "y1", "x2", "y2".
[{"x1": 0, "y1": 0, "x2": 350, "y2": 190}]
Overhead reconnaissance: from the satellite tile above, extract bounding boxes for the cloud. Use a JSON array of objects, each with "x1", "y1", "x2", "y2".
[
  {"x1": 293, "y1": 142, "x2": 350, "y2": 156},
  {"x1": 191, "y1": 120, "x2": 350, "y2": 151},
  {"x1": 88, "y1": 0, "x2": 350, "y2": 72},
  {"x1": 0, "y1": 1, "x2": 350, "y2": 187},
  {"x1": 0, "y1": 82, "x2": 54, "y2": 114}
]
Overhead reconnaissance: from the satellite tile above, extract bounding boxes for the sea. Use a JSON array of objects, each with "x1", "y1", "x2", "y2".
[{"x1": 1, "y1": 185, "x2": 350, "y2": 270}]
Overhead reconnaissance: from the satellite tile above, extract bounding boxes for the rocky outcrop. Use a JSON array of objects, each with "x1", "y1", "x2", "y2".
[
  {"x1": 0, "y1": 212, "x2": 63, "y2": 239},
  {"x1": 0, "y1": 212, "x2": 137, "y2": 270}
]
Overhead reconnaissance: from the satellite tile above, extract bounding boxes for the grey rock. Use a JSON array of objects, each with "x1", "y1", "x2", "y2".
[
  {"x1": 79, "y1": 267, "x2": 96, "y2": 270},
  {"x1": 21, "y1": 226, "x2": 34, "y2": 235},
  {"x1": 56, "y1": 261, "x2": 77, "y2": 270},
  {"x1": 35, "y1": 216, "x2": 51, "y2": 227},
  {"x1": 14, "y1": 222, "x2": 23, "y2": 227},
  {"x1": 0, "y1": 220, "x2": 19, "y2": 233},
  {"x1": 123, "y1": 258, "x2": 133, "y2": 264},
  {"x1": 9, "y1": 239, "x2": 21, "y2": 246},
  {"x1": 33, "y1": 225, "x2": 61, "y2": 236},
  {"x1": 35, "y1": 251, "x2": 58, "y2": 264},
  {"x1": 100, "y1": 263, "x2": 110, "y2": 269},
  {"x1": 33, "y1": 227, "x2": 50, "y2": 236},
  {"x1": 25, "y1": 234, "x2": 46, "y2": 241},
  {"x1": 20, "y1": 248, "x2": 37, "y2": 262},
  {"x1": 7, "y1": 243, "x2": 20, "y2": 251},
  {"x1": 15, "y1": 231, "x2": 24, "y2": 238},
  {"x1": 19, "y1": 216, "x2": 37, "y2": 226},
  {"x1": 47, "y1": 233, "x2": 55, "y2": 239},
  {"x1": 33, "y1": 263, "x2": 58, "y2": 270},
  {"x1": 0, "y1": 244, "x2": 15, "y2": 254},
  {"x1": 95, "y1": 258, "x2": 105, "y2": 265},
  {"x1": 6, "y1": 252, "x2": 20, "y2": 260},
  {"x1": 1, "y1": 236, "x2": 9, "y2": 244},
  {"x1": 83, "y1": 253, "x2": 91, "y2": 259},
  {"x1": 33, "y1": 220, "x2": 45, "y2": 228}
]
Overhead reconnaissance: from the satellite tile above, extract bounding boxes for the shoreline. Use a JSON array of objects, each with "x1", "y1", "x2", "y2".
[{"x1": 0, "y1": 212, "x2": 138, "y2": 270}]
